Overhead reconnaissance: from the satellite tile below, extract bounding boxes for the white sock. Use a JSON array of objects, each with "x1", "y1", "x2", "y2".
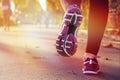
[{"x1": 84, "y1": 52, "x2": 96, "y2": 59}]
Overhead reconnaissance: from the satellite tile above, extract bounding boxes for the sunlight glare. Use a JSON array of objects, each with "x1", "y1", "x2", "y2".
[
  {"x1": 10, "y1": 1, "x2": 15, "y2": 13},
  {"x1": 38, "y1": 0, "x2": 47, "y2": 11}
]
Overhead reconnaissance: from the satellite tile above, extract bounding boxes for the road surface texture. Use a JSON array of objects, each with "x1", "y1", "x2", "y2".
[{"x1": 0, "y1": 25, "x2": 120, "y2": 80}]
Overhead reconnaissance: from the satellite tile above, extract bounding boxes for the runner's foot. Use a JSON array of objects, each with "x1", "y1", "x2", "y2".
[
  {"x1": 56, "y1": 4, "x2": 83, "y2": 57},
  {"x1": 82, "y1": 57, "x2": 99, "y2": 74}
]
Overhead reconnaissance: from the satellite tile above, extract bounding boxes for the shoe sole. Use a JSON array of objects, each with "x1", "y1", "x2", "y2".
[
  {"x1": 56, "y1": 6, "x2": 83, "y2": 57},
  {"x1": 82, "y1": 69, "x2": 99, "y2": 75}
]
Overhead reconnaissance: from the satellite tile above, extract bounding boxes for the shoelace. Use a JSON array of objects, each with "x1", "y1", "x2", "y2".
[{"x1": 84, "y1": 58, "x2": 98, "y2": 65}]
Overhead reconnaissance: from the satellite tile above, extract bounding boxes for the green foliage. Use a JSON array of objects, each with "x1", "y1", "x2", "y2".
[
  {"x1": 47, "y1": 0, "x2": 64, "y2": 15},
  {"x1": 13, "y1": 0, "x2": 42, "y2": 12},
  {"x1": 13, "y1": 0, "x2": 29, "y2": 11}
]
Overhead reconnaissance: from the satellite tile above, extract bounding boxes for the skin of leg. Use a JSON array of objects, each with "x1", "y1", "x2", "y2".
[
  {"x1": 60, "y1": 0, "x2": 82, "y2": 11},
  {"x1": 86, "y1": 0, "x2": 109, "y2": 55}
]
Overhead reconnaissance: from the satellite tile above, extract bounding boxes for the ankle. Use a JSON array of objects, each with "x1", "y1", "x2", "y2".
[{"x1": 84, "y1": 52, "x2": 96, "y2": 59}]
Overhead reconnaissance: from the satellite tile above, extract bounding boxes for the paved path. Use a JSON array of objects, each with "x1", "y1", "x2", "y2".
[{"x1": 0, "y1": 25, "x2": 120, "y2": 80}]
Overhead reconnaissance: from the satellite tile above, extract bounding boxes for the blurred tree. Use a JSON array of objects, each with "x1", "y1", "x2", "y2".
[
  {"x1": 109, "y1": 0, "x2": 120, "y2": 9},
  {"x1": 13, "y1": 0, "x2": 42, "y2": 13},
  {"x1": 12, "y1": 0, "x2": 43, "y2": 24},
  {"x1": 47, "y1": 0, "x2": 64, "y2": 25},
  {"x1": 13, "y1": 0, "x2": 29, "y2": 11},
  {"x1": 47, "y1": 0, "x2": 63, "y2": 14},
  {"x1": 108, "y1": 0, "x2": 120, "y2": 34},
  {"x1": 81, "y1": 0, "x2": 89, "y2": 29},
  {"x1": 46, "y1": 0, "x2": 89, "y2": 28},
  {"x1": 0, "y1": 1, "x2": 4, "y2": 26}
]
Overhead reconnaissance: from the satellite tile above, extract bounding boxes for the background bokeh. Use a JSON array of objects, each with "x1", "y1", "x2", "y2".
[{"x1": 0, "y1": 0, "x2": 119, "y2": 34}]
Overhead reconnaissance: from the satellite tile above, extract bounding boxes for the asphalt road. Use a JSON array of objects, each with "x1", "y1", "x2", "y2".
[{"x1": 0, "y1": 25, "x2": 120, "y2": 80}]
